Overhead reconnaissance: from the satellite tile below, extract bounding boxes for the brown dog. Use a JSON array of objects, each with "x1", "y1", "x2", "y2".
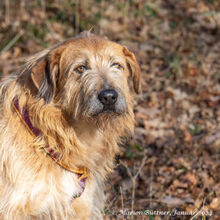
[{"x1": 0, "y1": 33, "x2": 140, "y2": 219}]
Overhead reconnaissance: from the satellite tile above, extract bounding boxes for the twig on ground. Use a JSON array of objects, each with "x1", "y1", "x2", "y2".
[
  {"x1": 121, "y1": 155, "x2": 147, "y2": 220},
  {"x1": 190, "y1": 197, "x2": 207, "y2": 220},
  {"x1": 40, "y1": 0, "x2": 46, "y2": 12},
  {"x1": 149, "y1": 160, "x2": 155, "y2": 209},
  {"x1": 0, "y1": 31, "x2": 24, "y2": 56},
  {"x1": 120, "y1": 186, "x2": 125, "y2": 220},
  {"x1": 75, "y1": 0, "x2": 80, "y2": 34},
  {"x1": 5, "y1": 0, "x2": 10, "y2": 24}
]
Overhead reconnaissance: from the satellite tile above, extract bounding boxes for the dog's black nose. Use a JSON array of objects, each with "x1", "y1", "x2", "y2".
[{"x1": 98, "y1": 89, "x2": 118, "y2": 105}]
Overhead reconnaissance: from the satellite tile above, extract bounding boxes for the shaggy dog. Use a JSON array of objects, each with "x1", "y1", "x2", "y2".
[{"x1": 0, "y1": 33, "x2": 140, "y2": 220}]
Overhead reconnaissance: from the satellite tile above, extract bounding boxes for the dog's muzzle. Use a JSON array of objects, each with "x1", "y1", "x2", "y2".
[
  {"x1": 84, "y1": 88, "x2": 127, "y2": 116},
  {"x1": 98, "y1": 89, "x2": 118, "y2": 111}
]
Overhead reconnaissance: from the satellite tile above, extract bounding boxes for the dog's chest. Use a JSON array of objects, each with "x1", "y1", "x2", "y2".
[
  {"x1": 59, "y1": 171, "x2": 83, "y2": 201},
  {"x1": 27, "y1": 169, "x2": 83, "y2": 212}
]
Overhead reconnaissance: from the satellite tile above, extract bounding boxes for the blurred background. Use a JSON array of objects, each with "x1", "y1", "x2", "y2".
[{"x1": 0, "y1": 0, "x2": 220, "y2": 219}]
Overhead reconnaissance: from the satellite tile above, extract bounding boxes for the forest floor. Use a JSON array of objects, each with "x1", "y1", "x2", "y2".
[{"x1": 0, "y1": 1, "x2": 220, "y2": 219}]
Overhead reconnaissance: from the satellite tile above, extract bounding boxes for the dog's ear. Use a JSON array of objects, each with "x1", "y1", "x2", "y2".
[
  {"x1": 123, "y1": 47, "x2": 141, "y2": 94},
  {"x1": 31, "y1": 57, "x2": 59, "y2": 103}
]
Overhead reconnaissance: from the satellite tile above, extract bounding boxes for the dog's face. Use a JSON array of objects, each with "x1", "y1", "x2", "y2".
[{"x1": 30, "y1": 35, "x2": 140, "y2": 123}]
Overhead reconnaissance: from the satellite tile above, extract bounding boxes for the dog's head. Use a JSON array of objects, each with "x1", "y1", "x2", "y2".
[{"x1": 28, "y1": 34, "x2": 140, "y2": 123}]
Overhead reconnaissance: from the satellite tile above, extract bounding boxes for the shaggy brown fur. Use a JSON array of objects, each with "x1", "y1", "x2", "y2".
[{"x1": 0, "y1": 33, "x2": 140, "y2": 220}]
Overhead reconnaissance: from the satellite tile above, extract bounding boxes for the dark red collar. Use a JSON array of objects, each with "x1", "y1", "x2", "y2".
[
  {"x1": 12, "y1": 97, "x2": 87, "y2": 200},
  {"x1": 13, "y1": 98, "x2": 41, "y2": 137}
]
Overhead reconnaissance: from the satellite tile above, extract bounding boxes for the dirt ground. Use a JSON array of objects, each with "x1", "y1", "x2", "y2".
[{"x1": 0, "y1": 1, "x2": 220, "y2": 219}]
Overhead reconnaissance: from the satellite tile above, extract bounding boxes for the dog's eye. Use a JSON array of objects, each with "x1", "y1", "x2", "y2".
[
  {"x1": 74, "y1": 65, "x2": 87, "y2": 74},
  {"x1": 112, "y1": 63, "x2": 123, "y2": 70}
]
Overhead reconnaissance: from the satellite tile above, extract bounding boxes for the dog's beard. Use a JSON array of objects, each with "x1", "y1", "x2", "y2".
[
  {"x1": 72, "y1": 94, "x2": 128, "y2": 129},
  {"x1": 83, "y1": 94, "x2": 127, "y2": 116}
]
